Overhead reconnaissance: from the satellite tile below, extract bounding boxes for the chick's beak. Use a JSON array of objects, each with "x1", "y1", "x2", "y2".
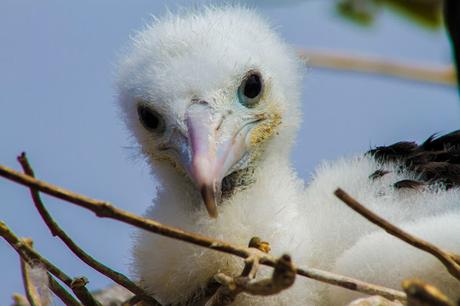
[{"x1": 185, "y1": 102, "x2": 251, "y2": 218}]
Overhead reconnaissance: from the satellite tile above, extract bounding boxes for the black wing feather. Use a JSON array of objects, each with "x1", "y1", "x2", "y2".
[{"x1": 368, "y1": 130, "x2": 460, "y2": 189}]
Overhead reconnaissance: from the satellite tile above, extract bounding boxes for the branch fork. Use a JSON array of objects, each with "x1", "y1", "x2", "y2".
[{"x1": 205, "y1": 238, "x2": 295, "y2": 306}]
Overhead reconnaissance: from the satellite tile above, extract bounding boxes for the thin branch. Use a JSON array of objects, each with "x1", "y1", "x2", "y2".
[
  {"x1": 19, "y1": 239, "x2": 42, "y2": 306},
  {"x1": 18, "y1": 238, "x2": 82, "y2": 306},
  {"x1": 11, "y1": 294, "x2": 30, "y2": 306},
  {"x1": 186, "y1": 237, "x2": 272, "y2": 305},
  {"x1": 298, "y1": 49, "x2": 457, "y2": 86},
  {"x1": 207, "y1": 254, "x2": 296, "y2": 306},
  {"x1": 0, "y1": 221, "x2": 101, "y2": 306},
  {"x1": 334, "y1": 188, "x2": 460, "y2": 281},
  {"x1": 205, "y1": 239, "x2": 283, "y2": 306},
  {"x1": 402, "y1": 279, "x2": 456, "y2": 306},
  {"x1": 17, "y1": 153, "x2": 160, "y2": 306},
  {"x1": 47, "y1": 275, "x2": 82, "y2": 306},
  {"x1": 70, "y1": 277, "x2": 101, "y2": 306},
  {"x1": 0, "y1": 163, "x2": 407, "y2": 302}
]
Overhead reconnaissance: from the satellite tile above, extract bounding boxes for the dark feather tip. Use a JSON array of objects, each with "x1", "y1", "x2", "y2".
[
  {"x1": 369, "y1": 169, "x2": 390, "y2": 180},
  {"x1": 393, "y1": 180, "x2": 425, "y2": 190}
]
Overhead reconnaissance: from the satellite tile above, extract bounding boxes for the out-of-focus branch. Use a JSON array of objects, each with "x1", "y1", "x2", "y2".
[
  {"x1": 17, "y1": 153, "x2": 160, "y2": 306},
  {"x1": 334, "y1": 188, "x2": 460, "y2": 281},
  {"x1": 11, "y1": 294, "x2": 30, "y2": 306},
  {"x1": 444, "y1": 0, "x2": 460, "y2": 88},
  {"x1": 0, "y1": 221, "x2": 100, "y2": 306},
  {"x1": 0, "y1": 163, "x2": 407, "y2": 302},
  {"x1": 402, "y1": 279, "x2": 456, "y2": 306},
  {"x1": 19, "y1": 239, "x2": 42, "y2": 306},
  {"x1": 298, "y1": 49, "x2": 456, "y2": 86}
]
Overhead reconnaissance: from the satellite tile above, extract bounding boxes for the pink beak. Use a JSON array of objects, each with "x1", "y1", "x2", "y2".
[{"x1": 185, "y1": 102, "x2": 251, "y2": 218}]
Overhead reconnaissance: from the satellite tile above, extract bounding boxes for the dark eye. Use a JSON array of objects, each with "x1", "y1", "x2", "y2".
[
  {"x1": 137, "y1": 105, "x2": 165, "y2": 133},
  {"x1": 238, "y1": 71, "x2": 263, "y2": 108}
]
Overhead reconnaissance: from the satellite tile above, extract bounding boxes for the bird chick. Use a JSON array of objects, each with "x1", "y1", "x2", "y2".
[{"x1": 116, "y1": 6, "x2": 460, "y2": 305}]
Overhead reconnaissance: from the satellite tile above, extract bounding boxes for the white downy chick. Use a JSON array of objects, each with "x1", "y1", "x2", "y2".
[{"x1": 116, "y1": 6, "x2": 460, "y2": 305}]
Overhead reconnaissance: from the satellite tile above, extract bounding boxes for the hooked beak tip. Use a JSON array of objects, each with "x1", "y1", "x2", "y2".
[{"x1": 200, "y1": 185, "x2": 219, "y2": 218}]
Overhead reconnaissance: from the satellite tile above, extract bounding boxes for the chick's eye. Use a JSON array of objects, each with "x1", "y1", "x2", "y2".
[
  {"x1": 137, "y1": 105, "x2": 165, "y2": 133},
  {"x1": 238, "y1": 71, "x2": 263, "y2": 108}
]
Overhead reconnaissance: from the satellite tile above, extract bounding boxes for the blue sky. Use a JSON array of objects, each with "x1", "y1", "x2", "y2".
[{"x1": 0, "y1": 1, "x2": 458, "y2": 304}]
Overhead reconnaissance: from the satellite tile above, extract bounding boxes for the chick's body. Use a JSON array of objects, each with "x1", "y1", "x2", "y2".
[{"x1": 116, "y1": 7, "x2": 460, "y2": 305}]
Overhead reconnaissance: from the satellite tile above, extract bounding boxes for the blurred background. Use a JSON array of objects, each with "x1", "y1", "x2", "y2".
[{"x1": 0, "y1": 0, "x2": 458, "y2": 304}]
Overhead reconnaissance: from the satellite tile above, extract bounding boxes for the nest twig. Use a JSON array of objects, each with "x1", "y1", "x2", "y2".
[
  {"x1": 0, "y1": 159, "x2": 407, "y2": 303},
  {"x1": 0, "y1": 221, "x2": 98, "y2": 306},
  {"x1": 17, "y1": 153, "x2": 159, "y2": 306},
  {"x1": 19, "y1": 239, "x2": 43, "y2": 306},
  {"x1": 334, "y1": 188, "x2": 460, "y2": 281},
  {"x1": 1, "y1": 155, "x2": 458, "y2": 305},
  {"x1": 204, "y1": 238, "x2": 295, "y2": 306}
]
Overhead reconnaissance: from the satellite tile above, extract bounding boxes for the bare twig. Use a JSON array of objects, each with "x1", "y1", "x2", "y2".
[
  {"x1": 187, "y1": 237, "x2": 272, "y2": 305},
  {"x1": 205, "y1": 238, "x2": 282, "y2": 306},
  {"x1": 11, "y1": 294, "x2": 30, "y2": 306},
  {"x1": 0, "y1": 163, "x2": 407, "y2": 302},
  {"x1": 0, "y1": 221, "x2": 101, "y2": 306},
  {"x1": 19, "y1": 238, "x2": 42, "y2": 306},
  {"x1": 299, "y1": 49, "x2": 456, "y2": 86},
  {"x1": 248, "y1": 236, "x2": 271, "y2": 254},
  {"x1": 47, "y1": 275, "x2": 82, "y2": 306},
  {"x1": 334, "y1": 188, "x2": 460, "y2": 281},
  {"x1": 17, "y1": 238, "x2": 81, "y2": 306},
  {"x1": 206, "y1": 254, "x2": 295, "y2": 306},
  {"x1": 402, "y1": 279, "x2": 456, "y2": 306},
  {"x1": 17, "y1": 153, "x2": 160, "y2": 306}
]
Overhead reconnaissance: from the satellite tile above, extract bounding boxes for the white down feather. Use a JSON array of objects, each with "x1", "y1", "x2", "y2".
[{"x1": 116, "y1": 6, "x2": 460, "y2": 305}]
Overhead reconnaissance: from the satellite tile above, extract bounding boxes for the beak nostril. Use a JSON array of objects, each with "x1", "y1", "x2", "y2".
[
  {"x1": 197, "y1": 99, "x2": 209, "y2": 106},
  {"x1": 185, "y1": 101, "x2": 256, "y2": 219},
  {"x1": 215, "y1": 114, "x2": 226, "y2": 132}
]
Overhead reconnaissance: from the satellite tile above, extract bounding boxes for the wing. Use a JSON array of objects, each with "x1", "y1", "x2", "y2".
[{"x1": 368, "y1": 130, "x2": 460, "y2": 190}]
